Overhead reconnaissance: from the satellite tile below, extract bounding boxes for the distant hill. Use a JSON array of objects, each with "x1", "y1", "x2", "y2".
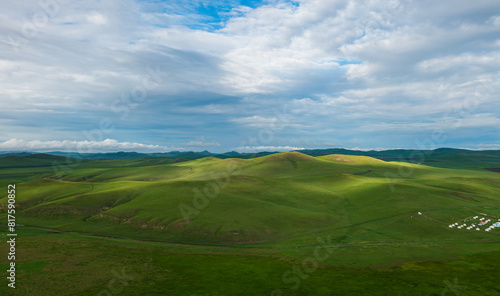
[
  {"x1": 82, "y1": 151, "x2": 150, "y2": 160},
  {"x1": 321, "y1": 154, "x2": 384, "y2": 163},
  {"x1": 254, "y1": 151, "x2": 317, "y2": 163},
  {"x1": 25, "y1": 153, "x2": 69, "y2": 161},
  {"x1": 0, "y1": 153, "x2": 76, "y2": 168},
  {"x1": 0, "y1": 152, "x2": 34, "y2": 157},
  {"x1": 2, "y1": 148, "x2": 500, "y2": 171},
  {"x1": 47, "y1": 151, "x2": 151, "y2": 159}
]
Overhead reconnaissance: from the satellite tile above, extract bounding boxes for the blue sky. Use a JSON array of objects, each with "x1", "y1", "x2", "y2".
[{"x1": 0, "y1": 0, "x2": 499, "y2": 152}]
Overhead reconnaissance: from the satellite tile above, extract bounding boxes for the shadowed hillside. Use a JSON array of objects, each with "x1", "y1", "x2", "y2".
[{"x1": 2, "y1": 152, "x2": 500, "y2": 246}]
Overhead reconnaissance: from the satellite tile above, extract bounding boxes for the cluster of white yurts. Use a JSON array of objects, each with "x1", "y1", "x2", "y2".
[{"x1": 449, "y1": 215, "x2": 500, "y2": 232}]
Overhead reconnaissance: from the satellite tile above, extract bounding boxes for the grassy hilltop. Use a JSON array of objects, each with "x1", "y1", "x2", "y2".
[{"x1": 1, "y1": 151, "x2": 500, "y2": 295}]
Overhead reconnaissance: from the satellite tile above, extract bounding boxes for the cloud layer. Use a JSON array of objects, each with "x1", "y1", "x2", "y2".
[
  {"x1": 0, "y1": 138, "x2": 180, "y2": 153},
  {"x1": 0, "y1": 0, "x2": 499, "y2": 152}
]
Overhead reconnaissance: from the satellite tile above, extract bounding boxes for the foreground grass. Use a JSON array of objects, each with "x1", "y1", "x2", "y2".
[{"x1": 1, "y1": 227, "x2": 499, "y2": 295}]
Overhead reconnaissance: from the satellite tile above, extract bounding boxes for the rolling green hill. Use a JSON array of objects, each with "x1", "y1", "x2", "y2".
[
  {"x1": 2, "y1": 151, "x2": 500, "y2": 245},
  {"x1": 1, "y1": 151, "x2": 500, "y2": 295},
  {"x1": 0, "y1": 153, "x2": 73, "y2": 168}
]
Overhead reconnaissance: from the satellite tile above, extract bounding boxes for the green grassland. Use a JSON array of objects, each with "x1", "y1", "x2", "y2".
[{"x1": 1, "y1": 152, "x2": 500, "y2": 295}]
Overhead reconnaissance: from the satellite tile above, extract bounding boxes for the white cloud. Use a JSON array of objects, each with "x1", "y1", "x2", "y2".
[
  {"x1": 233, "y1": 145, "x2": 306, "y2": 152},
  {"x1": 0, "y1": 139, "x2": 179, "y2": 153},
  {"x1": 232, "y1": 115, "x2": 304, "y2": 129},
  {"x1": 0, "y1": 0, "x2": 499, "y2": 151},
  {"x1": 232, "y1": 115, "x2": 281, "y2": 128},
  {"x1": 476, "y1": 143, "x2": 500, "y2": 150},
  {"x1": 87, "y1": 12, "x2": 108, "y2": 25},
  {"x1": 417, "y1": 52, "x2": 500, "y2": 73},
  {"x1": 360, "y1": 114, "x2": 500, "y2": 132},
  {"x1": 491, "y1": 15, "x2": 500, "y2": 26},
  {"x1": 183, "y1": 137, "x2": 221, "y2": 148}
]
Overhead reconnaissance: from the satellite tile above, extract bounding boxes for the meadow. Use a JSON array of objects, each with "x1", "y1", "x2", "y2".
[{"x1": 1, "y1": 151, "x2": 500, "y2": 295}]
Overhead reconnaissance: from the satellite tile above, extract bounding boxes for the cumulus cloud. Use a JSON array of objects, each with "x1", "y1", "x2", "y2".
[
  {"x1": 86, "y1": 12, "x2": 108, "y2": 25},
  {"x1": 183, "y1": 137, "x2": 221, "y2": 147},
  {"x1": 233, "y1": 145, "x2": 306, "y2": 152},
  {"x1": 476, "y1": 143, "x2": 500, "y2": 150},
  {"x1": 231, "y1": 115, "x2": 302, "y2": 129},
  {"x1": 0, "y1": 139, "x2": 180, "y2": 153},
  {"x1": 360, "y1": 113, "x2": 500, "y2": 132},
  {"x1": 0, "y1": 0, "x2": 499, "y2": 151}
]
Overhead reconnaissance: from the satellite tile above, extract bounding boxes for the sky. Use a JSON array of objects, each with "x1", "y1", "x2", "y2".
[{"x1": 0, "y1": 0, "x2": 499, "y2": 153}]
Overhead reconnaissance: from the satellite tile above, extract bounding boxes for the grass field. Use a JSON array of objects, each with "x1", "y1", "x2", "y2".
[{"x1": 1, "y1": 151, "x2": 500, "y2": 295}]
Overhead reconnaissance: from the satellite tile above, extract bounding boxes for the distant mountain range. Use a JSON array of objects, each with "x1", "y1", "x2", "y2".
[
  {"x1": 1, "y1": 148, "x2": 500, "y2": 167},
  {"x1": 0, "y1": 150, "x2": 273, "y2": 161}
]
